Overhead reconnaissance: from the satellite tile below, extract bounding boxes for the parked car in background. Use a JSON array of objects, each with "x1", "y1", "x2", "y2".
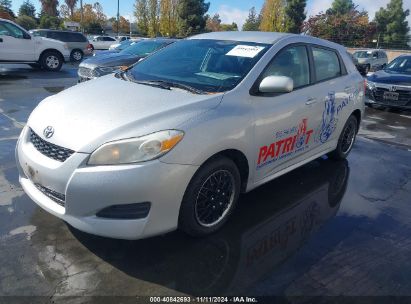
[
  {"x1": 17, "y1": 32, "x2": 364, "y2": 240},
  {"x1": 116, "y1": 35, "x2": 130, "y2": 42},
  {"x1": 78, "y1": 38, "x2": 177, "y2": 81},
  {"x1": 0, "y1": 18, "x2": 70, "y2": 71},
  {"x1": 352, "y1": 49, "x2": 388, "y2": 74},
  {"x1": 365, "y1": 55, "x2": 411, "y2": 109},
  {"x1": 30, "y1": 29, "x2": 92, "y2": 62},
  {"x1": 107, "y1": 38, "x2": 141, "y2": 52},
  {"x1": 89, "y1": 36, "x2": 117, "y2": 50}
]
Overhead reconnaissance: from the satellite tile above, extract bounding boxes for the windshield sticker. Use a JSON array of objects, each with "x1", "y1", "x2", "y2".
[{"x1": 226, "y1": 45, "x2": 265, "y2": 58}]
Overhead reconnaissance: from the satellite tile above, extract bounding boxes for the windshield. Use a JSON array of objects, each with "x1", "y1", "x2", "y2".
[
  {"x1": 385, "y1": 56, "x2": 411, "y2": 75},
  {"x1": 127, "y1": 39, "x2": 270, "y2": 93},
  {"x1": 353, "y1": 51, "x2": 373, "y2": 58},
  {"x1": 120, "y1": 40, "x2": 170, "y2": 56}
]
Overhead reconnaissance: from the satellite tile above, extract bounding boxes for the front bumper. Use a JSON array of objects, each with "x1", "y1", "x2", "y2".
[
  {"x1": 365, "y1": 83, "x2": 411, "y2": 109},
  {"x1": 16, "y1": 127, "x2": 198, "y2": 240}
]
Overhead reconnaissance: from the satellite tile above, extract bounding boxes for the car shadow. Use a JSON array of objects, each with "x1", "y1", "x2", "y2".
[{"x1": 69, "y1": 158, "x2": 350, "y2": 295}]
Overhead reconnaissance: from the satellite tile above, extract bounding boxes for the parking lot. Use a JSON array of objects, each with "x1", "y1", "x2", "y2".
[{"x1": 1, "y1": 64, "x2": 411, "y2": 301}]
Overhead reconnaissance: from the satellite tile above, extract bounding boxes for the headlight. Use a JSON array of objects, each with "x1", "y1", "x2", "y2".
[
  {"x1": 366, "y1": 80, "x2": 375, "y2": 90},
  {"x1": 88, "y1": 130, "x2": 184, "y2": 165},
  {"x1": 95, "y1": 66, "x2": 119, "y2": 74}
]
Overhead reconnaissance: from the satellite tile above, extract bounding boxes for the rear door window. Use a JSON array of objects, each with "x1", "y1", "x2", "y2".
[{"x1": 312, "y1": 47, "x2": 342, "y2": 82}]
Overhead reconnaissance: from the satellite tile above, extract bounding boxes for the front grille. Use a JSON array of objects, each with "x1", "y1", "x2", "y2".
[
  {"x1": 78, "y1": 66, "x2": 95, "y2": 79},
  {"x1": 35, "y1": 184, "x2": 65, "y2": 207},
  {"x1": 30, "y1": 129, "x2": 74, "y2": 162},
  {"x1": 371, "y1": 87, "x2": 411, "y2": 106}
]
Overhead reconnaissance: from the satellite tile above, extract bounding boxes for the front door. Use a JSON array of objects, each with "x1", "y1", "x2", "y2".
[
  {"x1": 250, "y1": 44, "x2": 322, "y2": 183},
  {"x1": 0, "y1": 21, "x2": 34, "y2": 61}
]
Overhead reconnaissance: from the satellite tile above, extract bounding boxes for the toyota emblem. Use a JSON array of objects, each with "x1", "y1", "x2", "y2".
[{"x1": 43, "y1": 126, "x2": 54, "y2": 138}]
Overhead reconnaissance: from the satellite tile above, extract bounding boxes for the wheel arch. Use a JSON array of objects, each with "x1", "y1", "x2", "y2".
[
  {"x1": 351, "y1": 109, "x2": 362, "y2": 133},
  {"x1": 39, "y1": 49, "x2": 64, "y2": 62},
  {"x1": 200, "y1": 149, "x2": 250, "y2": 193}
]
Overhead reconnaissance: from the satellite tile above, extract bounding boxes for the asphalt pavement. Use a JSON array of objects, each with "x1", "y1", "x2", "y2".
[{"x1": 0, "y1": 64, "x2": 411, "y2": 302}]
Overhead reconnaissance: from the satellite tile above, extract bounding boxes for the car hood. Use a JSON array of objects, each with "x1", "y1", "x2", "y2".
[
  {"x1": 94, "y1": 50, "x2": 119, "y2": 56},
  {"x1": 368, "y1": 69, "x2": 411, "y2": 86},
  {"x1": 28, "y1": 75, "x2": 223, "y2": 153},
  {"x1": 80, "y1": 53, "x2": 142, "y2": 68}
]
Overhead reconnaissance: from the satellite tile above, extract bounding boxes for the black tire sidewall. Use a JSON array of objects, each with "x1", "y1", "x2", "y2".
[
  {"x1": 179, "y1": 157, "x2": 241, "y2": 237},
  {"x1": 41, "y1": 51, "x2": 63, "y2": 71},
  {"x1": 330, "y1": 115, "x2": 358, "y2": 160}
]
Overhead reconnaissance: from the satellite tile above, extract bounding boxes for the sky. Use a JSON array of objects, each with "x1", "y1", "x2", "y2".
[{"x1": 10, "y1": 0, "x2": 411, "y2": 30}]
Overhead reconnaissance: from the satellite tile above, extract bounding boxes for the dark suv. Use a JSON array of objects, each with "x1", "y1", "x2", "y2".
[{"x1": 30, "y1": 29, "x2": 91, "y2": 61}]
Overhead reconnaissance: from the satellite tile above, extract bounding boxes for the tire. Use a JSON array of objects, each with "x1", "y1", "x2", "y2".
[
  {"x1": 40, "y1": 51, "x2": 63, "y2": 71},
  {"x1": 179, "y1": 156, "x2": 241, "y2": 237},
  {"x1": 328, "y1": 115, "x2": 358, "y2": 161},
  {"x1": 364, "y1": 64, "x2": 370, "y2": 75},
  {"x1": 70, "y1": 49, "x2": 83, "y2": 62}
]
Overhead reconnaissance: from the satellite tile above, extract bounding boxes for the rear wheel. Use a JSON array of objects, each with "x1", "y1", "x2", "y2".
[
  {"x1": 70, "y1": 49, "x2": 83, "y2": 62},
  {"x1": 40, "y1": 51, "x2": 63, "y2": 71},
  {"x1": 329, "y1": 115, "x2": 358, "y2": 160},
  {"x1": 179, "y1": 157, "x2": 241, "y2": 237}
]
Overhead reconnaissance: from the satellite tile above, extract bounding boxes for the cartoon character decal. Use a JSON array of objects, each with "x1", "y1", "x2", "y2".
[{"x1": 319, "y1": 92, "x2": 337, "y2": 143}]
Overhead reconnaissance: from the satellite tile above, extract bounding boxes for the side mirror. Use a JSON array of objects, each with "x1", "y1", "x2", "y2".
[
  {"x1": 23, "y1": 32, "x2": 31, "y2": 39},
  {"x1": 259, "y1": 76, "x2": 294, "y2": 93}
]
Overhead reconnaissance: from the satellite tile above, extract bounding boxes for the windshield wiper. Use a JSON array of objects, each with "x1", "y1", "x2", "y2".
[{"x1": 134, "y1": 79, "x2": 205, "y2": 94}]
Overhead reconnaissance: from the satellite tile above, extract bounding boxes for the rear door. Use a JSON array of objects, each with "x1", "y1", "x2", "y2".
[{"x1": 0, "y1": 21, "x2": 35, "y2": 61}]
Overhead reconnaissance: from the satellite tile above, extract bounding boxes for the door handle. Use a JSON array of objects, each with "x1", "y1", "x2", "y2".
[
  {"x1": 0, "y1": 38, "x2": 3, "y2": 42},
  {"x1": 305, "y1": 98, "x2": 317, "y2": 105}
]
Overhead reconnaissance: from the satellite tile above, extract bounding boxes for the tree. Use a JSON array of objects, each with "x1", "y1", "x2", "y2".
[
  {"x1": 242, "y1": 7, "x2": 261, "y2": 31},
  {"x1": 302, "y1": 9, "x2": 377, "y2": 47},
  {"x1": 159, "y1": 0, "x2": 179, "y2": 36},
  {"x1": 64, "y1": 0, "x2": 77, "y2": 18},
  {"x1": 18, "y1": 0, "x2": 36, "y2": 18},
  {"x1": 39, "y1": 14, "x2": 62, "y2": 28},
  {"x1": 327, "y1": 0, "x2": 354, "y2": 15},
  {"x1": 119, "y1": 16, "x2": 130, "y2": 34},
  {"x1": 284, "y1": 0, "x2": 306, "y2": 33},
  {"x1": 259, "y1": 0, "x2": 286, "y2": 32},
  {"x1": 70, "y1": 3, "x2": 106, "y2": 33},
  {"x1": 0, "y1": 0, "x2": 15, "y2": 19},
  {"x1": 134, "y1": 0, "x2": 149, "y2": 35},
  {"x1": 205, "y1": 13, "x2": 221, "y2": 32},
  {"x1": 16, "y1": 15, "x2": 37, "y2": 29},
  {"x1": 375, "y1": 0, "x2": 410, "y2": 49},
  {"x1": 220, "y1": 22, "x2": 238, "y2": 31},
  {"x1": 177, "y1": 0, "x2": 210, "y2": 37},
  {"x1": 40, "y1": 0, "x2": 59, "y2": 17},
  {"x1": 148, "y1": 0, "x2": 160, "y2": 36}
]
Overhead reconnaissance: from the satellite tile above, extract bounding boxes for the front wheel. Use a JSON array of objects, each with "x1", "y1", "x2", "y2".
[
  {"x1": 40, "y1": 51, "x2": 63, "y2": 71},
  {"x1": 329, "y1": 115, "x2": 358, "y2": 160},
  {"x1": 179, "y1": 157, "x2": 241, "y2": 237}
]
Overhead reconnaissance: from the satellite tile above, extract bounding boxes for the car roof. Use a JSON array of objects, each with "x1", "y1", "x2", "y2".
[
  {"x1": 189, "y1": 31, "x2": 293, "y2": 44},
  {"x1": 31, "y1": 29, "x2": 84, "y2": 34}
]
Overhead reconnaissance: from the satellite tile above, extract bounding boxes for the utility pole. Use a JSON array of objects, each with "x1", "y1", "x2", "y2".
[
  {"x1": 80, "y1": 0, "x2": 83, "y2": 33},
  {"x1": 129, "y1": 19, "x2": 132, "y2": 37},
  {"x1": 117, "y1": 0, "x2": 120, "y2": 36}
]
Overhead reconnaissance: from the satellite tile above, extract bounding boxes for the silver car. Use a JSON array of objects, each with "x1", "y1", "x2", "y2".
[
  {"x1": 16, "y1": 32, "x2": 364, "y2": 240},
  {"x1": 352, "y1": 49, "x2": 388, "y2": 74}
]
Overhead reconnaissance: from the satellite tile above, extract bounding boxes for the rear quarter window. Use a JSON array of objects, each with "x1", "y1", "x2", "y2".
[{"x1": 312, "y1": 47, "x2": 342, "y2": 82}]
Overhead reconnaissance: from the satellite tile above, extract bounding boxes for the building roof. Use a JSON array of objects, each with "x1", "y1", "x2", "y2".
[{"x1": 188, "y1": 31, "x2": 294, "y2": 44}]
